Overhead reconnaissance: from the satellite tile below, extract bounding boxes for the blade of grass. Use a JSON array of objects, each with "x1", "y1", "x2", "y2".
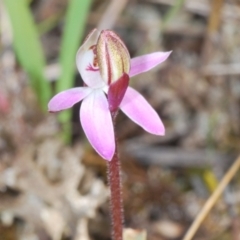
[
  {"x1": 37, "y1": 12, "x2": 64, "y2": 35},
  {"x1": 56, "y1": 0, "x2": 92, "y2": 139},
  {"x1": 162, "y1": 0, "x2": 185, "y2": 30},
  {"x1": 3, "y1": 0, "x2": 51, "y2": 110}
]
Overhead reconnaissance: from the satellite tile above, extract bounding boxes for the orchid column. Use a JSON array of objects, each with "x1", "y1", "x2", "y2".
[{"x1": 48, "y1": 28, "x2": 171, "y2": 240}]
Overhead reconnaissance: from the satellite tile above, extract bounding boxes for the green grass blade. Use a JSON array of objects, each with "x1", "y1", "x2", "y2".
[
  {"x1": 162, "y1": 0, "x2": 185, "y2": 30},
  {"x1": 56, "y1": 0, "x2": 92, "y2": 137},
  {"x1": 3, "y1": 0, "x2": 51, "y2": 110},
  {"x1": 57, "y1": 0, "x2": 92, "y2": 93}
]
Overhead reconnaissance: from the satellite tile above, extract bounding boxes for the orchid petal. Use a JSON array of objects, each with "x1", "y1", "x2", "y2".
[
  {"x1": 129, "y1": 51, "x2": 172, "y2": 77},
  {"x1": 76, "y1": 29, "x2": 105, "y2": 88},
  {"x1": 120, "y1": 87, "x2": 165, "y2": 135},
  {"x1": 48, "y1": 87, "x2": 92, "y2": 112},
  {"x1": 80, "y1": 90, "x2": 115, "y2": 160}
]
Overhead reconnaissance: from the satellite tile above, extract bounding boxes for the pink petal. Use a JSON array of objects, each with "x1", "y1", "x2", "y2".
[
  {"x1": 80, "y1": 89, "x2": 115, "y2": 160},
  {"x1": 108, "y1": 73, "x2": 129, "y2": 112},
  {"x1": 48, "y1": 87, "x2": 92, "y2": 112},
  {"x1": 129, "y1": 51, "x2": 172, "y2": 77},
  {"x1": 120, "y1": 87, "x2": 165, "y2": 135},
  {"x1": 76, "y1": 29, "x2": 105, "y2": 88}
]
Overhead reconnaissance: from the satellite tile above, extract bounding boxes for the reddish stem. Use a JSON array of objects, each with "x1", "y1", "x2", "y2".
[{"x1": 107, "y1": 123, "x2": 123, "y2": 240}]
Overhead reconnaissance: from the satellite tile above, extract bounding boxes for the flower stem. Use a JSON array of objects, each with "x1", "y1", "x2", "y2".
[{"x1": 107, "y1": 140, "x2": 124, "y2": 240}]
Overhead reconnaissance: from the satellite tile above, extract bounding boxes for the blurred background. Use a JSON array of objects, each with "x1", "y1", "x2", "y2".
[{"x1": 1, "y1": 0, "x2": 240, "y2": 239}]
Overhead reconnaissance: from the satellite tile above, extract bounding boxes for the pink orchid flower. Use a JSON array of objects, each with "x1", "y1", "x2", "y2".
[{"x1": 48, "y1": 29, "x2": 171, "y2": 161}]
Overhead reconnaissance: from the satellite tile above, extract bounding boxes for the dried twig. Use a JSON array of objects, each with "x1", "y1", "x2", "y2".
[
  {"x1": 145, "y1": 0, "x2": 240, "y2": 21},
  {"x1": 201, "y1": 0, "x2": 224, "y2": 65},
  {"x1": 122, "y1": 142, "x2": 232, "y2": 168},
  {"x1": 183, "y1": 156, "x2": 240, "y2": 240},
  {"x1": 202, "y1": 63, "x2": 240, "y2": 76},
  {"x1": 97, "y1": 0, "x2": 128, "y2": 30}
]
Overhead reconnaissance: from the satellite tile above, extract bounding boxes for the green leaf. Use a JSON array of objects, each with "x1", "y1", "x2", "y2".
[
  {"x1": 3, "y1": 0, "x2": 51, "y2": 110},
  {"x1": 57, "y1": 0, "x2": 92, "y2": 137}
]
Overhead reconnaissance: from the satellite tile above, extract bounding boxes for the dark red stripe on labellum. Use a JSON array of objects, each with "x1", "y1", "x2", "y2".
[{"x1": 108, "y1": 73, "x2": 129, "y2": 112}]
